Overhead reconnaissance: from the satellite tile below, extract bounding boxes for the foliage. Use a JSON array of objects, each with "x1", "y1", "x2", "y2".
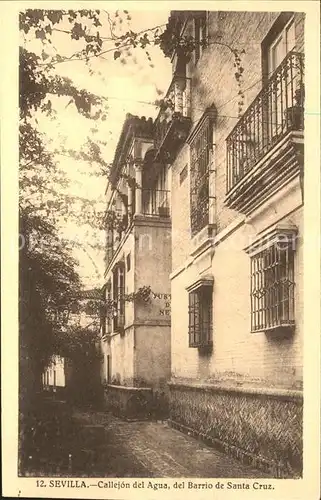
[
  {"x1": 54, "y1": 324, "x2": 101, "y2": 363},
  {"x1": 19, "y1": 10, "x2": 133, "y2": 396},
  {"x1": 19, "y1": 8, "x2": 162, "y2": 233},
  {"x1": 19, "y1": 398, "x2": 80, "y2": 475},
  {"x1": 157, "y1": 12, "x2": 246, "y2": 116},
  {"x1": 19, "y1": 211, "x2": 81, "y2": 391},
  {"x1": 105, "y1": 210, "x2": 128, "y2": 232},
  {"x1": 125, "y1": 285, "x2": 153, "y2": 304}
]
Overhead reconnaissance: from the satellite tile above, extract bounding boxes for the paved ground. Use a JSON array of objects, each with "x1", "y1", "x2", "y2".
[{"x1": 72, "y1": 409, "x2": 271, "y2": 478}]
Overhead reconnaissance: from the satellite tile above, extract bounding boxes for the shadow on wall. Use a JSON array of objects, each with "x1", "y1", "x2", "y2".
[{"x1": 198, "y1": 346, "x2": 213, "y2": 379}]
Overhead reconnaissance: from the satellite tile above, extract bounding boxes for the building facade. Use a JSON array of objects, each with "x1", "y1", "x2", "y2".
[
  {"x1": 101, "y1": 114, "x2": 174, "y2": 418},
  {"x1": 42, "y1": 355, "x2": 66, "y2": 394},
  {"x1": 163, "y1": 11, "x2": 304, "y2": 477}
]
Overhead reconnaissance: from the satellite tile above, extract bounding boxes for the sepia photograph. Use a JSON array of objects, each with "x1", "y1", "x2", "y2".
[{"x1": 1, "y1": 1, "x2": 321, "y2": 499}]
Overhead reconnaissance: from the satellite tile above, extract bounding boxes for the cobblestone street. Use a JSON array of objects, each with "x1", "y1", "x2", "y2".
[{"x1": 72, "y1": 410, "x2": 271, "y2": 478}]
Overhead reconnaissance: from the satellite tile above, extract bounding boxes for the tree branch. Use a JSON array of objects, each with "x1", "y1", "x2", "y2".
[{"x1": 38, "y1": 23, "x2": 166, "y2": 66}]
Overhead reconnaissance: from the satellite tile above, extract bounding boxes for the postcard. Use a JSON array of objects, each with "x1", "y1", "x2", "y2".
[{"x1": 1, "y1": 1, "x2": 320, "y2": 499}]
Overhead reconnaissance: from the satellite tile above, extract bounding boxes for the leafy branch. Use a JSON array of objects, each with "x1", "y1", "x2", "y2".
[
  {"x1": 125, "y1": 285, "x2": 153, "y2": 304},
  {"x1": 157, "y1": 22, "x2": 246, "y2": 116}
]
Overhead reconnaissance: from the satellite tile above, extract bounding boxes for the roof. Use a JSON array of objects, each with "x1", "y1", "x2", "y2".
[{"x1": 109, "y1": 113, "x2": 154, "y2": 185}]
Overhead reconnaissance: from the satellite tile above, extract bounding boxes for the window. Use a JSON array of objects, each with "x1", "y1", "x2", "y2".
[
  {"x1": 101, "y1": 280, "x2": 112, "y2": 336},
  {"x1": 187, "y1": 278, "x2": 213, "y2": 348},
  {"x1": 266, "y1": 17, "x2": 295, "y2": 76},
  {"x1": 262, "y1": 15, "x2": 299, "y2": 140},
  {"x1": 194, "y1": 12, "x2": 207, "y2": 64},
  {"x1": 106, "y1": 280, "x2": 112, "y2": 334},
  {"x1": 113, "y1": 263, "x2": 125, "y2": 331},
  {"x1": 189, "y1": 110, "x2": 214, "y2": 236},
  {"x1": 157, "y1": 164, "x2": 168, "y2": 211},
  {"x1": 246, "y1": 226, "x2": 296, "y2": 332}
]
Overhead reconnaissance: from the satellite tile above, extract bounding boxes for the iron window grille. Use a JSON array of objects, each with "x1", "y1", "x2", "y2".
[
  {"x1": 188, "y1": 285, "x2": 213, "y2": 348},
  {"x1": 250, "y1": 243, "x2": 295, "y2": 332},
  {"x1": 190, "y1": 115, "x2": 213, "y2": 236},
  {"x1": 113, "y1": 263, "x2": 125, "y2": 332}
]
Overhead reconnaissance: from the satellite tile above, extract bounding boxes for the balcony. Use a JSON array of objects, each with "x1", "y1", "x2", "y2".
[
  {"x1": 142, "y1": 189, "x2": 171, "y2": 218},
  {"x1": 154, "y1": 75, "x2": 192, "y2": 162},
  {"x1": 105, "y1": 189, "x2": 171, "y2": 273},
  {"x1": 226, "y1": 52, "x2": 304, "y2": 214}
]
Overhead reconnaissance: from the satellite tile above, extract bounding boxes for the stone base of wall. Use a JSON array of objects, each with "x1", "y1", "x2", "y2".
[
  {"x1": 169, "y1": 382, "x2": 303, "y2": 478},
  {"x1": 104, "y1": 385, "x2": 169, "y2": 421}
]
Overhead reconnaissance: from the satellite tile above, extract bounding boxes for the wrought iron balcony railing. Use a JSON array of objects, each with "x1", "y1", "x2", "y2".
[
  {"x1": 142, "y1": 189, "x2": 171, "y2": 217},
  {"x1": 226, "y1": 52, "x2": 304, "y2": 193},
  {"x1": 154, "y1": 75, "x2": 192, "y2": 161}
]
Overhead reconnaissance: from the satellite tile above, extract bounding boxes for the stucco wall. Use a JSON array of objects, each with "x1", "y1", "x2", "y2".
[
  {"x1": 171, "y1": 188, "x2": 303, "y2": 390},
  {"x1": 102, "y1": 220, "x2": 172, "y2": 388},
  {"x1": 134, "y1": 221, "x2": 171, "y2": 301},
  {"x1": 134, "y1": 220, "x2": 172, "y2": 322},
  {"x1": 132, "y1": 221, "x2": 172, "y2": 389},
  {"x1": 134, "y1": 325, "x2": 171, "y2": 389},
  {"x1": 108, "y1": 327, "x2": 135, "y2": 386}
]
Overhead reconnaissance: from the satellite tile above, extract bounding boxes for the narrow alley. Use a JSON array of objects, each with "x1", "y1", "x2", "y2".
[{"x1": 70, "y1": 409, "x2": 271, "y2": 478}]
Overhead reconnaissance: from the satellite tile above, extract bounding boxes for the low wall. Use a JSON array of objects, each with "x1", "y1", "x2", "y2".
[
  {"x1": 169, "y1": 382, "x2": 303, "y2": 478},
  {"x1": 104, "y1": 384, "x2": 153, "y2": 420}
]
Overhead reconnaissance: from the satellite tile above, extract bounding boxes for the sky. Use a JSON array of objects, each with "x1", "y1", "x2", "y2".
[{"x1": 23, "y1": 9, "x2": 172, "y2": 287}]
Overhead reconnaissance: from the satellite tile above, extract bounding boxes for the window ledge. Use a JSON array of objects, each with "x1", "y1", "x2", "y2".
[
  {"x1": 251, "y1": 323, "x2": 295, "y2": 334},
  {"x1": 244, "y1": 222, "x2": 298, "y2": 256},
  {"x1": 186, "y1": 275, "x2": 214, "y2": 293},
  {"x1": 189, "y1": 342, "x2": 213, "y2": 350},
  {"x1": 190, "y1": 224, "x2": 216, "y2": 258}
]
